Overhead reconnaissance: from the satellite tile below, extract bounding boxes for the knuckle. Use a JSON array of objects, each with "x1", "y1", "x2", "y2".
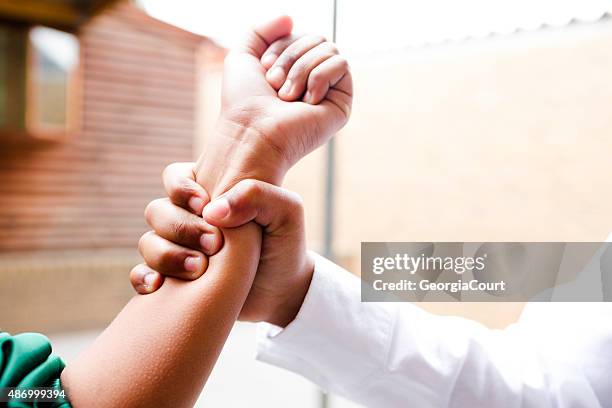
[
  {"x1": 288, "y1": 190, "x2": 304, "y2": 206},
  {"x1": 237, "y1": 179, "x2": 261, "y2": 198},
  {"x1": 170, "y1": 179, "x2": 195, "y2": 203},
  {"x1": 278, "y1": 52, "x2": 298, "y2": 67},
  {"x1": 271, "y1": 38, "x2": 290, "y2": 52},
  {"x1": 311, "y1": 35, "x2": 326, "y2": 44},
  {"x1": 163, "y1": 163, "x2": 195, "y2": 202},
  {"x1": 286, "y1": 191, "x2": 305, "y2": 216},
  {"x1": 144, "y1": 198, "x2": 161, "y2": 223},
  {"x1": 143, "y1": 202, "x2": 152, "y2": 223},
  {"x1": 166, "y1": 184, "x2": 182, "y2": 203},
  {"x1": 161, "y1": 162, "x2": 178, "y2": 180},
  {"x1": 336, "y1": 55, "x2": 349, "y2": 70},
  {"x1": 233, "y1": 179, "x2": 262, "y2": 211},
  {"x1": 324, "y1": 41, "x2": 339, "y2": 54},
  {"x1": 309, "y1": 70, "x2": 324, "y2": 86},
  {"x1": 287, "y1": 64, "x2": 306, "y2": 80},
  {"x1": 171, "y1": 219, "x2": 190, "y2": 243},
  {"x1": 278, "y1": 191, "x2": 305, "y2": 227},
  {"x1": 137, "y1": 231, "x2": 153, "y2": 254}
]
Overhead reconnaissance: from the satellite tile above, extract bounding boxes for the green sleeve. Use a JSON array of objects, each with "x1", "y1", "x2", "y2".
[{"x1": 0, "y1": 332, "x2": 71, "y2": 408}]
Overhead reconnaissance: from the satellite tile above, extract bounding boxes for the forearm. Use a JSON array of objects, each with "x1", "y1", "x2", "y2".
[
  {"x1": 62, "y1": 120, "x2": 287, "y2": 407},
  {"x1": 62, "y1": 224, "x2": 261, "y2": 408},
  {"x1": 196, "y1": 118, "x2": 288, "y2": 196}
]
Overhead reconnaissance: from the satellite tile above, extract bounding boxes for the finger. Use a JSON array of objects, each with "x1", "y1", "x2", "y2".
[
  {"x1": 130, "y1": 263, "x2": 163, "y2": 295},
  {"x1": 266, "y1": 34, "x2": 326, "y2": 90},
  {"x1": 241, "y1": 15, "x2": 293, "y2": 58},
  {"x1": 304, "y1": 54, "x2": 352, "y2": 107},
  {"x1": 138, "y1": 231, "x2": 208, "y2": 280},
  {"x1": 278, "y1": 41, "x2": 338, "y2": 102},
  {"x1": 290, "y1": 61, "x2": 352, "y2": 150},
  {"x1": 144, "y1": 198, "x2": 223, "y2": 255},
  {"x1": 203, "y1": 179, "x2": 304, "y2": 234},
  {"x1": 162, "y1": 162, "x2": 208, "y2": 215},
  {"x1": 260, "y1": 34, "x2": 298, "y2": 69}
]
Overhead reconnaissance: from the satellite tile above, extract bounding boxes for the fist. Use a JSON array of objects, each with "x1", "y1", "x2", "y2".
[{"x1": 220, "y1": 15, "x2": 353, "y2": 168}]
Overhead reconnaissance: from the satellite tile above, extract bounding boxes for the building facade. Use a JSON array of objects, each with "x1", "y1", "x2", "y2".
[{"x1": 0, "y1": 1, "x2": 208, "y2": 332}]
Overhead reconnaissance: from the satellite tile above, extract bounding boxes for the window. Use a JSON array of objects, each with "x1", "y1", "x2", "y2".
[
  {"x1": 27, "y1": 27, "x2": 79, "y2": 138},
  {"x1": 0, "y1": 25, "x2": 79, "y2": 141}
]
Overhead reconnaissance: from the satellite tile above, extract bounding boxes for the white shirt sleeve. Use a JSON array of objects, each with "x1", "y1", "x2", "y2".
[{"x1": 255, "y1": 252, "x2": 612, "y2": 407}]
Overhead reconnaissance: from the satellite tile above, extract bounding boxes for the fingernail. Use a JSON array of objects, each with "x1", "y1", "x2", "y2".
[
  {"x1": 279, "y1": 79, "x2": 293, "y2": 97},
  {"x1": 261, "y1": 53, "x2": 277, "y2": 68},
  {"x1": 200, "y1": 233, "x2": 217, "y2": 255},
  {"x1": 205, "y1": 198, "x2": 230, "y2": 220},
  {"x1": 143, "y1": 273, "x2": 156, "y2": 289},
  {"x1": 267, "y1": 66, "x2": 285, "y2": 86},
  {"x1": 184, "y1": 256, "x2": 201, "y2": 273},
  {"x1": 188, "y1": 196, "x2": 205, "y2": 215}
]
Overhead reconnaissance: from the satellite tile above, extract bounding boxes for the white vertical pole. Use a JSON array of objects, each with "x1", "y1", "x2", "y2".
[{"x1": 320, "y1": 1, "x2": 338, "y2": 407}]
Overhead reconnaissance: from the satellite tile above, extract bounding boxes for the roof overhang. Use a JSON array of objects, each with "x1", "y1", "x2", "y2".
[{"x1": 0, "y1": 0, "x2": 121, "y2": 31}]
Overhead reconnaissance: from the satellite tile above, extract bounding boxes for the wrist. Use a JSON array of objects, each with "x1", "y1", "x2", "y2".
[
  {"x1": 266, "y1": 252, "x2": 315, "y2": 328},
  {"x1": 195, "y1": 116, "x2": 289, "y2": 197}
]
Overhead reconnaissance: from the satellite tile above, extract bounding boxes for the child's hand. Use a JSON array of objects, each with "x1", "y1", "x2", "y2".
[
  {"x1": 129, "y1": 163, "x2": 223, "y2": 294},
  {"x1": 203, "y1": 16, "x2": 353, "y2": 195},
  {"x1": 131, "y1": 162, "x2": 314, "y2": 327},
  {"x1": 235, "y1": 18, "x2": 353, "y2": 161},
  {"x1": 261, "y1": 31, "x2": 351, "y2": 106}
]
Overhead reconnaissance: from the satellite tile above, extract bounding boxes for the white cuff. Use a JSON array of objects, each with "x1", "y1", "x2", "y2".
[{"x1": 256, "y1": 252, "x2": 396, "y2": 397}]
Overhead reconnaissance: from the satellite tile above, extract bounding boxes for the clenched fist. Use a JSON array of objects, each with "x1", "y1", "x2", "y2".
[{"x1": 199, "y1": 15, "x2": 353, "y2": 197}]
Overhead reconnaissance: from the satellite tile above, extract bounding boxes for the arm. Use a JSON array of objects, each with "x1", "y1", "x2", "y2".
[
  {"x1": 69, "y1": 19, "x2": 352, "y2": 407},
  {"x1": 61, "y1": 17, "x2": 296, "y2": 408},
  {"x1": 130, "y1": 25, "x2": 353, "y2": 323},
  {"x1": 257, "y1": 258, "x2": 612, "y2": 407},
  {"x1": 62, "y1": 224, "x2": 260, "y2": 408},
  {"x1": 138, "y1": 172, "x2": 612, "y2": 407}
]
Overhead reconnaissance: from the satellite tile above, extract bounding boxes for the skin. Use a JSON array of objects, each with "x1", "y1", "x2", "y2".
[
  {"x1": 198, "y1": 22, "x2": 353, "y2": 192},
  {"x1": 62, "y1": 15, "x2": 352, "y2": 408},
  {"x1": 62, "y1": 225, "x2": 260, "y2": 408},
  {"x1": 136, "y1": 168, "x2": 313, "y2": 327},
  {"x1": 132, "y1": 24, "x2": 354, "y2": 327}
]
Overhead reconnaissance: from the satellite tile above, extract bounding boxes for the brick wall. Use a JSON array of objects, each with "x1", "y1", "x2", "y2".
[{"x1": 0, "y1": 1, "x2": 204, "y2": 332}]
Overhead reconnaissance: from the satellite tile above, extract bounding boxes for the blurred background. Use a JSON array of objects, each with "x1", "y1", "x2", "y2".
[{"x1": 1, "y1": 0, "x2": 612, "y2": 406}]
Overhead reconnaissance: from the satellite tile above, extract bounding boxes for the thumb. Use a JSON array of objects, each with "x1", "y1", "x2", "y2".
[
  {"x1": 240, "y1": 15, "x2": 293, "y2": 58},
  {"x1": 203, "y1": 180, "x2": 303, "y2": 232}
]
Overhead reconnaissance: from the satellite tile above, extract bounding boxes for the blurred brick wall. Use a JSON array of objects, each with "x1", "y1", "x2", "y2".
[
  {"x1": 0, "y1": 2, "x2": 204, "y2": 333},
  {"x1": 333, "y1": 22, "x2": 612, "y2": 327}
]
